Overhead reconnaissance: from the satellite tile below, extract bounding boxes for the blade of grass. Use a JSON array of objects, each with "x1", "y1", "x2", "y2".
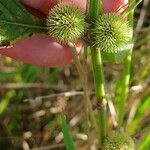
[
  {"x1": 139, "y1": 134, "x2": 150, "y2": 150},
  {"x1": 116, "y1": 0, "x2": 134, "y2": 127},
  {"x1": 60, "y1": 113, "x2": 75, "y2": 150},
  {"x1": 127, "y1": 95, "x2": 150, "y2": 134},
  {"x1": 122, "y1": 0, "x2": 143, "y2": 17},
  {"x1": 0, "y1": 90, "x2": 14, "y2": 114}
]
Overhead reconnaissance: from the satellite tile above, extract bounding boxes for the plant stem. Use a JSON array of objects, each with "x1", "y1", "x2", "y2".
[
  {"x1": 122, "y1": 0, "x2": 142, "y2": 17},
  {"x1": 91, "y1": 50, "x2": 105, "y2": 99},
  {"x1": 91, "y1": 49, "x2": 107, "y2": 143},
  {"x1": 88, "y1": 0, "x2": 107, "y2": 145},
  {"x1": 118, "y1": 0, "x2": 134, "y2": 127},
  {"x1": 69, "y1": 43, "x2": 97, "y2": 130},
  {"x1": 118, "y1": 50, "x2": 132, "y2": 127},
  {"x1": 88, "y1": 0, "x2": 100, "y2": 20}
]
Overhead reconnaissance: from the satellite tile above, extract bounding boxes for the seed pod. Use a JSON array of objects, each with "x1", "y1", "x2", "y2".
[
  {"x1": 92, "y1": 13, "x2": 132, "y2": 53},
  {"x1": 47, "y1": 3, "x2": 85, "y2": 44},
  {"x1": 102, "y1": 131, "x2": 135, "y2": 150}
]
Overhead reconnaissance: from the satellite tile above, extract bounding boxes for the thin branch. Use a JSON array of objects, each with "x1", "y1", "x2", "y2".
[
  {"x1": 24, "y1": 91, "x2": 95, "y2": 103},
  {"x1": 135, "y1": 0, "x2": 149, "y2": 34},
  {"x1": 0, "y1": 83, "x2": 51, "y2": 89}
]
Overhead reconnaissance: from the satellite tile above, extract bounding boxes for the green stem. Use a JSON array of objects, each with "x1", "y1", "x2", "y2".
[
  {"x1": 91, "y1": 50, "x2": 105, "y2": 99},
  {"x1": 118, "y1": 0, "x2": 134, "y2": 127},
  {"x1": 69, "y1": 43, "x2": 97, "y2": 130},
  {"x1": 91, "y1": 48, "x2": 107, "y2": 143},
  {"x1": 88, "y1": 0, "x2": 100, "y2": 20},
  {"x1": 118, "y1": 50, "x2": 132, "y2": 127},
  {"x1": 88, "y1": 0, "x2": 107, "y2": 145},
  {"x1": 122, "y1": 0, "x2": 142, "y2": 17}
]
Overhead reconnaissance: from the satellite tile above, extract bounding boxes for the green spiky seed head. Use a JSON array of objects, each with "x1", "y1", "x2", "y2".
[
  {"x1": 102, "y1": 131, "x2": 135, "y2": 150},
  {"x1": 92, "y1": 13, "x2": 132, "y2": 53},
  {"x1": 47, "y1": 3, "x2": 85, "y2": 43}
]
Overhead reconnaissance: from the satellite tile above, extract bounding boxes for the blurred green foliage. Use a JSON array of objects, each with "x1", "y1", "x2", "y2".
[
  {"x1": 127, "y1": 95, "x2": 150, "y2": 134},
  {"x1": 60, "y1": 113, "x2": 75, "y2": 150},
  {"x1": 139, "y1": 134, "x2": 150, "y2": 150},
  {"x1": 0, "y1": 90, "x2": 14, "y2": 114}
]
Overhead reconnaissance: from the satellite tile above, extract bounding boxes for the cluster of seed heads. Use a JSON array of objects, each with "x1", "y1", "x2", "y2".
[
  {"x1": 102, "y1": 131, "x2": 135, "y2": 150},
  {"x1": 47, "y1": 4, "x2": 131, "y2": 53},
  {"x1": 47, "y1": 3, "x2": 85, "y2": 43}
]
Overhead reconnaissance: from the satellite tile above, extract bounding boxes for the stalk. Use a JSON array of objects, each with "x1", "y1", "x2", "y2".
[
  {"x1": 88, "y1": 0, "x2": 107, "y2": 145},
  {"x1": 118, "y1": 0, "x2": 134, "y2": 127},
  {"x1": 69, "y1": 43, "x2": 97, "y2": 130},
  {"x1": 91, "y1": 49, "x2": 107, "y2": 144}
]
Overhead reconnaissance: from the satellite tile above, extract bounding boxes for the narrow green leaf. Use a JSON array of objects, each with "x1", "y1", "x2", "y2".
[
  {"x1": 0, "y1": 0, "x2": 47, "y2": 41},
  {"x1": 139, "y1": 134, "x2": 150, "y2": 150},
  {"x1": 0, "y1": 90, "x2": 14, "y2": 114},
  {"x1": 127, "y1": 95, "x2": 150, "y2": 134},
  {"x1": 60, "y1": 113, "x2": 75, "y2": 150}
]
